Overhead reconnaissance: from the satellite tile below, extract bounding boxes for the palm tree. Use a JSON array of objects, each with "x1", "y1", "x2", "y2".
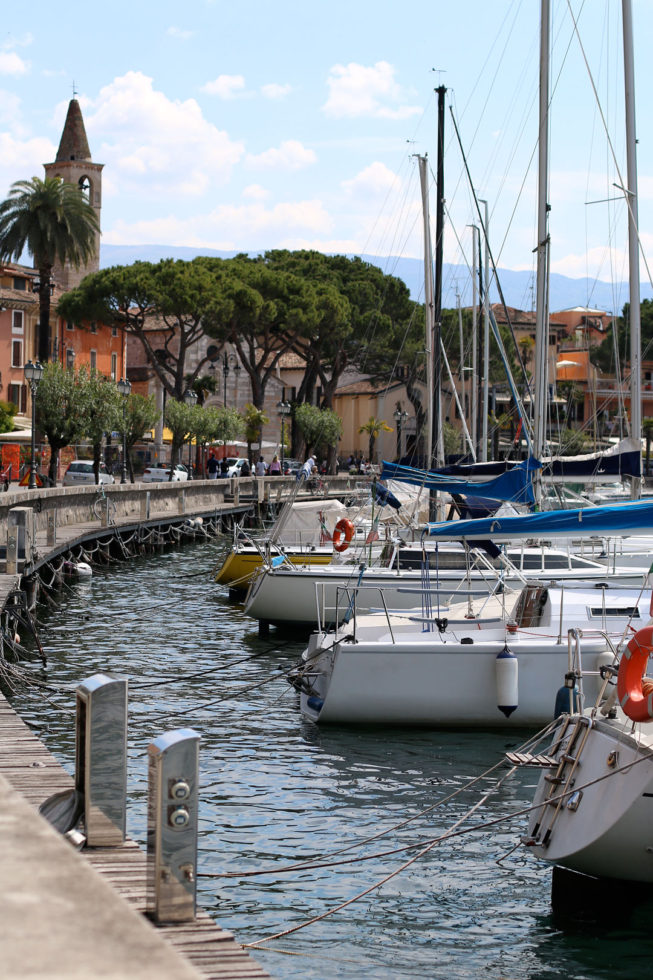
[
  {"x1": 0, "y1": 176, "x2": 100, "y2": 362},
  {"x1": 358, "y1": 416, "x2": 392, "y2": 463}
]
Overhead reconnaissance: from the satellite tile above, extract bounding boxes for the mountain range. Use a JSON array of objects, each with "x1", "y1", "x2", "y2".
[{"x1": 100, "y1": 244, "x2": 652, "y2": 316}]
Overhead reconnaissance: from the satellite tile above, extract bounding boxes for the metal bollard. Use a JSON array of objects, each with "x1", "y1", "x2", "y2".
[
  {"x1": 6, "y1": 507, "x2": 33, "y2": 574},
  {"x1": 140, "y1": 490, "x2": 151, "y2": 521},
  {"x1": 146, "y1": 728, "x2": 201, "y2": 923},
  {"x1": 75, "y1": 673, "x2": 128, "y2": 847},
  {"x1": 46, "y1": 508, "x2": 57, "y2": 547}
]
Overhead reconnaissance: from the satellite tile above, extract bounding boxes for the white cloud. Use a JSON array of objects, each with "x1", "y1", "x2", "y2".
[
  {"x1": 0, "y1": 90, "x2": 23, "y2": 128},
  {"x1": 167, "y1": 26, "x2": 194, "y2": 40},
  {"x1": 0, "y1": 133, "x2": 57, "y2": 195},
  {"x1": 83, "y1": 72, "x2": 244, "y2": 197},
  {"x1": 2, "y1": 33, "x2": 33, "y2": 49},
  {"x1": 246, "y1": 140, "x2": 316, "y2": 171},
  {"x1": 201, "y1": 74, "x2": 246, "y2": 99},
  {"x1": 323, "y1": 61, "x2": 421, "y2": 120},
  {"x1": 103, "y1": 199, "x2": 333, "y2": 249},
  {"x1": 260, "y1": 82, "x2": 292, "y2": 100},
  {"x1": 242, "y1": 184, "x2": 270, "y2": 200},
  {"x1": 342, "y1": 161, "x2": 399, "y2": 198},
  {"x1": 0, "y1": 52, "x2": 29, "y2": 76}
]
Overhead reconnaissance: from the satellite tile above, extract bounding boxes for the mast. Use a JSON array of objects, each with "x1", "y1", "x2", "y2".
[
  {"x1": 533, "y1": 0, "x2": 551, "y2": 504},
  {"x1": 479, "y1": 199, "x2": 490, "y2": 461},
  {"x1": 433, "y1": 85, "x2": 447, "y2": 468},
  {"x1": 418, "y1": 155, "x2": 434, "y2": 469},
  {"x1": 470, "y1": 225, "x2": 479, "y2": 458},
  {"x1": 622, "y1": 0, "x2": 641, "y2": 498}
]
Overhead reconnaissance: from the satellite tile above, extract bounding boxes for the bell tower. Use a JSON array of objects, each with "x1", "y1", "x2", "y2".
[{"x1": 44, "y1": 98, "x2": 103, "y2": 290}]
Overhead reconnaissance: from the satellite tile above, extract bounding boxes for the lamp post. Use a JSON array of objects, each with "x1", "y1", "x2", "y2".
[
  {"x1": 393, "y1": 407, "x2": 408, "y2": 459},
  {"x1": 183, "y1": 387, "x2": 197, "y2": 479},
  {"x1": 117, "y1": 378, "x2": 131, "y2": 484},
  {"x1": 277, "y1": 400, "x2": 291, "y2": 473},
  {"x1": 24, "y1": 360, "x2": 44, "y2": 489}
]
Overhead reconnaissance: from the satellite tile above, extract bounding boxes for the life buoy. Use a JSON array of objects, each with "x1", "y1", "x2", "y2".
[
  {"x1": 332, "y1": 518, "x2": 355, "y2": 553},
  {"x1": 617, "y1": 625, "x2": 653, "y2": 723}
]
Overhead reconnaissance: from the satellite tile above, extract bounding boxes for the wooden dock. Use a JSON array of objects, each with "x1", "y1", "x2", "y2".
[
  {"x1": 0, "y1": 483, "x2": 276, "y2": 978},
  {"x1": 0, "y1": 690, "x2": 271, "y2": 979}
]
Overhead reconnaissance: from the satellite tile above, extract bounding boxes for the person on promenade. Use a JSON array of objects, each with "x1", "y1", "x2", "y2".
[
  {"x1": 255, "y1": 456, "x2": 266, "y2": 476},
  {"x1": 240, "y1": 458, "x2": 251, "y2": 477},
  {"x1": 207, "y1": 454, "x2": 219, "y2": 479},
  {"x1": 220, "y1": 456, "x2": 229, "y2": 477},
  {"x1": 297, "y1": 454, "x2": 317, "y2": 481},
  {"x1": 269, "y1": 454, "x2": 281, "y2": 475}
]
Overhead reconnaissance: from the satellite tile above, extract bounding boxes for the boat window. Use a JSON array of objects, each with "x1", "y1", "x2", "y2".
[
  {"x1": 521, "y1": 555, "x2": 544, "y2": 570},
  {"x1": 588, "y1": 606, "x2": 640, "y2": 619}
]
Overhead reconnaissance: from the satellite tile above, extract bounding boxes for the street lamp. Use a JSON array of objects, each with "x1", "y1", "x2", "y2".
[
  {"x1": 277, "y1": 400, "x2": 291, "y2": 473},
  {"x1": 393, "y1": 407, "x2": 409, "y2": 459},
  {"x1": 117, "y1": 378, "x2": 131, "y2": 484},
  {"x1": 222, "y1": 352, "x2": 240, "y2": 407},
  {"x1": 183, "y1": 387, "x2": 198, "y2": 479},
  {"x1": 24, "y1": 360, "x2": 44, "y2": 489}
]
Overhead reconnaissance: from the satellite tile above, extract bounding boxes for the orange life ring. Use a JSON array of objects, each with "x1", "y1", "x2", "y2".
[
  {"x1": 332, "y1": 518, "x2": 355, "y2": 553},
  {"x1": 617, "y1": 625, "x2": 653, "y2": 723}
]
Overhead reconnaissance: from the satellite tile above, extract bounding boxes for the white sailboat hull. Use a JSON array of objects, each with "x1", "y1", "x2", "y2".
[
  {"x1": 299, "y1": 635, "x2": 611, "y2": 727},
  {"x1": 527, "y1": 718, "x2": 653, "y2": 882}
]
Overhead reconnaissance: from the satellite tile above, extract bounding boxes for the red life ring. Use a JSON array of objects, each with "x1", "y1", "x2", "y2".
[
  {"x1": 332, "y1": 518, "x2": 355, "y2": 553},
  {"x1": 617, "y1": 625, "x2": 653, "y2": 723}
]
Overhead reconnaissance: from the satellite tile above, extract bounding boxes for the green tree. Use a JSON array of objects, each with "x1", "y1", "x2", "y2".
[
  {"x1": 0, "y1": 400, "x2": 17, "y2": 435},
  {"x1": 358, "y1": 416, "x2": 392, "y2": 463},
  {"x1": 77, "y1": 367, "x2": 122, "y2": 483},
  {"x1": 294, "y1": 403, "x2": 343, "y2": 468},
  {"x1": 164, "y1": 397, "x2": 195, "y2": 479},
  {"x1": 0, "y1": 177, "x2": 99, "y2": 362},
  {"x1": 58, "y1": 259, "x2": 223, "y2": 400},
  {"x1": 121, "y1": 393, "x2": 161, "y2": 482},
  {"x1": 34, "y1": 363, "x2": 86, "y2": 484},
  {"x1": 241, "y1": 403, "x2": 269, "y2": 463}
]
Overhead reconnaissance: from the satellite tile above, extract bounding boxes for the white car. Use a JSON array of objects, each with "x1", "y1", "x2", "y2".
[
  {"x1": 141, "y1": 463, "x2": 189, "y2": 483},
  {"x1": 225, "y1": 458, "x2": 248, "y2": 477},
  {"x1": 63, "y1": 461, "x2": 115, "y2": 486}
]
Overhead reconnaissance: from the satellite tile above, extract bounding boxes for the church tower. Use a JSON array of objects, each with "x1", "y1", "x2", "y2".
[{"x1": 44, "y1": 98, "x2": 103, "y2": 290}]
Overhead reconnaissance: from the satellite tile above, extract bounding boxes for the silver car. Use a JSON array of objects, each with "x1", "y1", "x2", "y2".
[{"x1": 63, "y1": 461, "x2": 115, "y2": 486}]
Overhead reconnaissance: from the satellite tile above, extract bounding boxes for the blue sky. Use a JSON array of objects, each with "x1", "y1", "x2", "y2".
[{"x1": 1, "y1": 0, "x2": 652, "y2": 309}]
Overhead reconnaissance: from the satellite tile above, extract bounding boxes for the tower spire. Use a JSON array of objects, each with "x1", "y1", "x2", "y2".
[{"x1": 55, "y1": 97, "x2": 92, "y2": 162}]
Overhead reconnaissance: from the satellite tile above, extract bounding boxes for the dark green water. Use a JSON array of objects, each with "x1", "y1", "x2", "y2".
[{"x1": 9, "y1": 537, "x2": 653, "y2": 980}]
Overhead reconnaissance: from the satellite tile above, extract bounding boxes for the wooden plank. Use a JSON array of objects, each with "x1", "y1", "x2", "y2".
[{"x1": 0, "y1": 691, "x2": 271, "y2": 980}]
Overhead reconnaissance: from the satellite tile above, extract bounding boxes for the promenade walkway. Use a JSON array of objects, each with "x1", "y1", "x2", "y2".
[{"x1": 0, "y1": 480, "x2": 279, "y2": 978}]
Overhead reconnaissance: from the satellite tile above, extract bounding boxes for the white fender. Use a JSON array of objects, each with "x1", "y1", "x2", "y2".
[{"x1": 496, "y1": 645, "x2": 518, "y2": 718}]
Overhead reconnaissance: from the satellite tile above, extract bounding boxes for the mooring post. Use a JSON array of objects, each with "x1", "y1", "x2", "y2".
[
  {"x1": 6, "y1": 507, "x2": 33, "y2": 574},
  {"x1": 46, "y1": 507, "x2": 57, "y2": 547},
  {"x1": 141, "y1": 490, "x2": 151, "y2": 521},
  {"x1": 147, "y1": 728, "x2": 201, "y2": 923},
  {"x1": 75, "y1": 673, "x2": 128, "y2": 847},
  {"x1": 231, "y1": 477, "x2": 240, "y2": 506},
  {"x1": 178, "y1": 488, "x2": 186, "y2": 515}
]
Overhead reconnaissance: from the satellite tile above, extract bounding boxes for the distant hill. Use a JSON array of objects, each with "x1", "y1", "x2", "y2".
[{"x1": 100, "y1": 244, "x2": 652, "y2": 315}]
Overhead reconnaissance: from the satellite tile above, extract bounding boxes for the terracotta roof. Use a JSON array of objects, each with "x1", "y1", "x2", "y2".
[
  {"x1": 55, "y1": 99, "x2": 92, "y2": 162},
  {"x1": 0, "y1": 287, "x2": 37, "y2": 311},
  {"x1": 335, "y1": 378, "x2": 402, "y2": 396}
]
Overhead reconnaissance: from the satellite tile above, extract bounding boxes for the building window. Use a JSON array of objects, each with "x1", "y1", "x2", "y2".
[
  {"x1": 12, "y1": 310, "x2": 23, "y2": 332},
  {"x1": 111, "y1": 352, "x2": 117, "y2": 381},
  {"x1": 111, "y1": 326, "x2": 118, "y2": 338},
  {"x1": 66, "y1": 320, "x2": 74, "y2": 331},
  {"x1": 8, "y1": 383, "x2": 26, "y2": 414},
  {"x1": 12, "y1": 277, "x2": 26, "y2": 291},
  {"x1": 11, "y1": 340, "x2": 22, "y2": 368},
  {"x1": 90, "y1": 349, "x2": 97, "y2": 371},
  {"x1": 66, "y1": 348, "x2": 76, "y2": 370},
  {"x1": 90, "y1": 321, "x2": 98, "y2": 334}
]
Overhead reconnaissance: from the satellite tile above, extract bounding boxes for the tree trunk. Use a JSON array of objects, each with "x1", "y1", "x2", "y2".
[
  {"x1": 48, "y1": 447, "x2": 59, "y2": 487},
  {"x1": 38, "y1": 266, "x2": 53, "y2": 363}
]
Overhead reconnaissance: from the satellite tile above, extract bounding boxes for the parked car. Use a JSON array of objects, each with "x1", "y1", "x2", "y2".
[
  {"x1": 141, "y1": 463, "x2": 189, "y2": 483},
  {"x1": 63, "y1": 461, "x2": 115, "y2": 487},
  {"x1": 225, "y1": 458, "x2": 248, "y2": 477},
  {"x1": 282, "y1": 459, "x2": 302, "y2": 476}
]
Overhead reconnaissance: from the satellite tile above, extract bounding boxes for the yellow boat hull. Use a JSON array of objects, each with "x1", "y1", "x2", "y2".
[{"x1": 215, "y1": 549, "x2": 333, "y2": 589}]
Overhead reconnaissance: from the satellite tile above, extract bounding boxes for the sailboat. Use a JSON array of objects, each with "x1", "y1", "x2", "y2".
[{"x1": 517, "y1": 0, "x2": 653, "y2": 885}]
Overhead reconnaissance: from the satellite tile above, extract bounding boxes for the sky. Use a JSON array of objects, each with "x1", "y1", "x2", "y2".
[{"x1": 1, "y1": 0, "x2": 653, "y2": 311}]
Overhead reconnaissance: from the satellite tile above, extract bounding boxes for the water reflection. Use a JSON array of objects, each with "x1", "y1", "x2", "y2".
[{"x1": 8, "y1": 539, "x2": 653, "y2": 979}]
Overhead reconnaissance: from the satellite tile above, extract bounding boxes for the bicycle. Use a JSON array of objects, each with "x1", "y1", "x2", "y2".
[{"x1": 92, "y1": 483, "x2": 117, "y2": 525}]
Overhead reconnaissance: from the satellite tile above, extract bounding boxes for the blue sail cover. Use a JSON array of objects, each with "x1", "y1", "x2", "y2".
[
  {"x1": 380, "y1": 457, "x2": 541, "y2": 504},
  {"x1": 425, "y1": 497, "x2": 653, "y2": 541}
]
